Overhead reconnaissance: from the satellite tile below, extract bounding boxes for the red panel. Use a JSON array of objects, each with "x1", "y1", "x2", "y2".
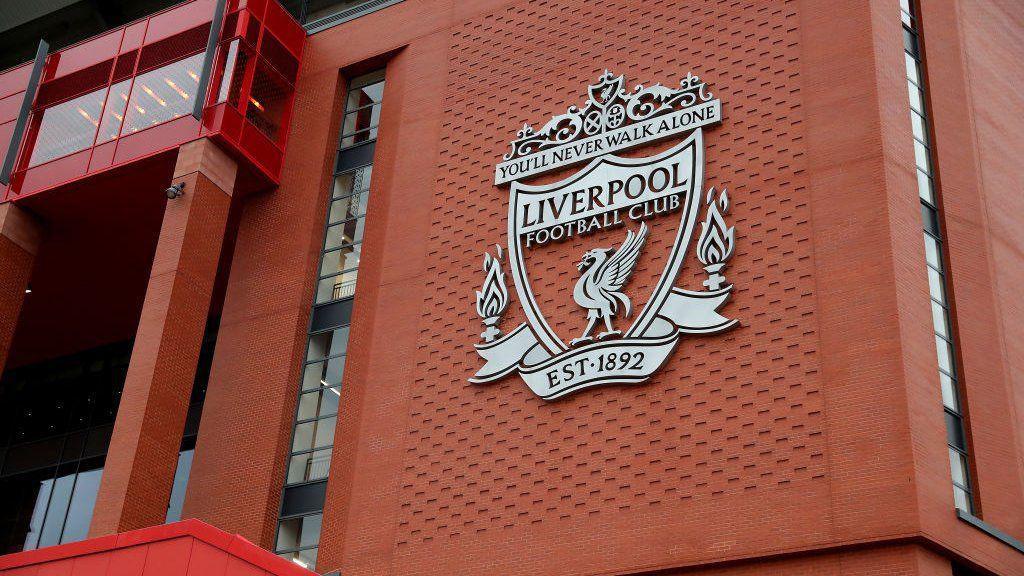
[
  {"x1": 244, "y1": 0, "x2": 268, "y2": 19},
  {"x1": 239, "y1": 124, "x2": 280, "y2": 178},
  {"x1": 262, "y1": 5, "x2": 303, "y2": 56},
  {"x1": 143, "y1": 0, "x2": 217, "y2": 46},
  {"x1": 88, "y1": 141, "x2": 117, "y2": 172},
  {"x1": 223, "y1": 558, "x2": 262, "y2": 576},
  {"x1": 120, "y1": 23, "x2": 148, "y2": 55},
  {"x1": 104, "y1": 547, "x2": 147, "y2": 576},
  {"x1": 140, "y1": 539, "x2": 192, "y2": 576},
  {"x1": 1, "y1": 0, "x2": 303, "y2": 201},
  {"x1": 0, "y1": 92, "x2": 24, "y2": 123},
  {"x1": 0, "y1": 64, "x2": 31, "y2": 100},
  {"x1": 35, "y1": 559, "x2": 73, "y2": 576},
  {"x1": 17, "y1": 150, "x2": 90, "y2": 194},
  {"x1": 50, "y1": 31, "x2": 123, "y2": 79},
  {"x1": 0, "y1": 522, "x2": 315, "y2": 576},
  {"x1": 2, "y1": 567, "x2": 40, "y2": 576},
  {"x1": 111, "y1": 116, "x2": 202, "y2": 166},
  {"x1": 185, "y1": 543, "x2": 229, "y2": 576},
  {"x1": 0, "y1": 121, "x2": 15, "y2": 159},
  {"x1": 69, "y1": 553, "x2": 110, "y2": 576}
]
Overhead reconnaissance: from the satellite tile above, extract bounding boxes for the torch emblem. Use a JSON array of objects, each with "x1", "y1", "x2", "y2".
[
  {"x1": 471, "y1": 70, "x2": 741, "y2": 401},
  {"x1": 475, "y1": 246, "x2": 510, "y2": 343}
]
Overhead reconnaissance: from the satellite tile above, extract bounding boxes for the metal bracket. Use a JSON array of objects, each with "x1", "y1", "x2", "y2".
[{"x1": 0, "y1": 39, "x2": 48, "y2": 186}]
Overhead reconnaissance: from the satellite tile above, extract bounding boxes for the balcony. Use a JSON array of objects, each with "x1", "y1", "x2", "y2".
[{"x1": 0, "y1": 0, "x2": 304, "y2": 202}]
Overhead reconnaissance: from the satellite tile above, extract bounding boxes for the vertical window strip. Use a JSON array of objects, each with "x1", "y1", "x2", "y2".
[
  {"x1": 274, "y1": 69, "x2": 385, "y2": 570},
  {"x1": 900, "y1": 0, "x2": 974, "y2": 513}
]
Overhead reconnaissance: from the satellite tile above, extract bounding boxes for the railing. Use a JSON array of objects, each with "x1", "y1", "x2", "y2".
[{"x1": 0, "y1": 0, "x2": 304, "y2": 201}]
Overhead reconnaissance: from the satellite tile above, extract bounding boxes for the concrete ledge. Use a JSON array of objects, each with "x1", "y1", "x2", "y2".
[{"x1": 957, "y1": 509, "x2": 1024, "y2": 555}]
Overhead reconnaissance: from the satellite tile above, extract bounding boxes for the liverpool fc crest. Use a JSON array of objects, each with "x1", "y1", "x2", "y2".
[{"x1": 472, "y1": 71, "x2": 739, "y2": 400}]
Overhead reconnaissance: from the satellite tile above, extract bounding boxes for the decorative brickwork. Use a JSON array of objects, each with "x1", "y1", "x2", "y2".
[{"x1": 403, "y1": 0, "x2": 824, "y2": 543}]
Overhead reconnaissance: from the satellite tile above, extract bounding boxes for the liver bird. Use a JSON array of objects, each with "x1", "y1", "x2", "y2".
[{"x1": 570, "y1": 222, "x2": 649, "y2": 346}]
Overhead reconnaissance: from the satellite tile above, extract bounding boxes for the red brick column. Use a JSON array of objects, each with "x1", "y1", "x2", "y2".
[
  {"x1": 0, "y1": 202, "x2": 42, "y2": 373},
  {"x1": 90, "y1": 139, "x2": 237, "y2": 536}
]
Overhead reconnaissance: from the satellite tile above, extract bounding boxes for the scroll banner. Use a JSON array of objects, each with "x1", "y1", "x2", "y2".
[{"x1": 471, "y1": 287, "x2": 736, "y2": 400}]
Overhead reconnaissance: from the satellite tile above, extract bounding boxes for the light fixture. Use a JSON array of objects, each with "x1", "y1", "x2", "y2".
[
  {"x1": 165, "y1": 182, "x2": 186, "y2": 199},
  {"x1": 24, "y1": 283, "x2": 32, "y2": 295}
]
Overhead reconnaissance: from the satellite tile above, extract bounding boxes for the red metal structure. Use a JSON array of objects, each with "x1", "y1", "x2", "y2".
[
  {"x1": 0, "y1": 0, "x2": 303, "y2": 202},
  {"x1": 0, "y1": 519, "x2": 317, "y2": 576}
]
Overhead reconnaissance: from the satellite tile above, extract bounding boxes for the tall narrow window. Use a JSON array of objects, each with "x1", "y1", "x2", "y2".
[
  {"x1": 900, "y1": 0, "x2": 974, "y2": 513},
  {"x1": 275, "y1": 69, "x2": 385, "y2": 569}
]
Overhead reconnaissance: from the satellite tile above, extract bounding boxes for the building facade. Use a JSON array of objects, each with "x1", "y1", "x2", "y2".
[{"x1": 0, "y1": 0, "x2": 1022, "y2": 575}]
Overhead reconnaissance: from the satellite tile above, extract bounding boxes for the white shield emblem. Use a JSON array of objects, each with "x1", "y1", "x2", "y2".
[{"x1": 472, "y1": 71, "x2": 738, "y2": 400}]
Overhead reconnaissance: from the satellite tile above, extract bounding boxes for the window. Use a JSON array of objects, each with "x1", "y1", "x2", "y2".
[
  {"x1": 900, "y1": 0, "x2": 975, "y2": 513},
  {"x1": 0, "y1": 342, "x2": 131, "y2": 553},
  {"x1": 275, "y1": 69, "x2": 386, "y2": 567}
]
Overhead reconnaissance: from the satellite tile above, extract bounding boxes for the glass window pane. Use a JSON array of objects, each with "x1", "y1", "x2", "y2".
[
  {"x1": 39, "y1": 473, "x2": 75, "y2": 547},
  {"x1": 320, "y1": 243, "x2": 362, "y2": 275},
  {"x1": 297, "y1": 388, "x2": 339, "y2": 421},
  {"x1": 287, "y1": 448, "x2": 332, "y2": 484},
  {"x1": 276, "y1": 517, "x2": 299, "y2": 550},
  {"x1": 340, "y1": 106, "x2": 381, "y2": 139},
  {"x1": 323, "y1": 219, "x2": 366, "y2": 252},
  {"x1": 275, "y1": 514, "x2": 323, "y2": 552},
  {"x1": 329, "y1": 192, "x2": 369, "y2": 223},
  {"x1": 325, "y1": 355, "x2": 346, "y2": 388},
  {"x1": 165, "y1": 450, "x2": 193, "y2": 523},
  {"x1": 60, "y1": 468, "x2": 103, "y2": 544},
  {"x1": 914, "y1": 139, "x2": 930, "y2": 172},
  {"x1": 98, "y1": 79, "x2": 131, "y2": 142},
  {"x1": 953, "y1": 485, "x2": 971, "y2": 512},
  {"x1": 278, "y1": 548, "x2": 317, "y2": 571},
  {"x1": 315, "y1": 270, "x2": 358, "y2": 304},
  {"x1": 904, "y1": 53, "x2": 919, "y2": 84},
  {"x1": 928, "y1": 266, "x2": 945, "y2": 303},
  {"x1": 946, "y1": 411, "x2": 967, "y2": 450},
  {"x1": 122, "y1": 53, "x2": 204, "y2": 135},
  {"x1": 340, "y1": 126, "x2": 378, "y2": 149},
  {"x1": 320, "y1": 387, "x2": 340, "y2": 418},
  {"x1": 921, "y1": 202, "x2": 940, "y2": 235},
  {"x1": 331, "y1": 167, "x2": 373, "y2": 198},
  {"x1": 949, "y1": 447, "x2": 968, "y2": 486},
  {"x1": 306, "y1": 326, "x2": 350, "y2": 361},
  {"x1": 345, "y1": 78, "x2": 384, "y2": 111},
  {"x1": 935, "y1": 335, "x2": 954, "y2": 374},
  {"x1": 940, "y1": 371, "x2": 958, "y2": 411},
  {"x1": 910, "y1": 110, "x2": 927, "y2": 142},
  {"x1": 931, "y1": 300, "x2": 949, "y2": 339},
  {"x1": 923, "y1": 233, "x2": 941, "y2": 269},
  {"x1": 29, "y1": 88, "x2": 107, "y2": 166},
  {"x1": 297, "y1": 390, "x2": 320, "y2": 421},
  {"x1": 313, "y1": 417, "x2": 336, "y2": 449},
  {"x1": 303, "y1": 356, "x2": 346, "y2": 391},
  {"x1": 332, "y1": 172, "x2": 354, "y2": 197},
  {"x1": 917, "y1": 168, "x2": 933, "y2": 204},
  {"x1": 908, "y1": 80, "x2": 924, "y2": 113},
  {"x1": 292, "y1": 421, "x2": 314, "y2": 452},
  {"x1": 23, "y1": 478, "x2": 54, "y2": 549}
]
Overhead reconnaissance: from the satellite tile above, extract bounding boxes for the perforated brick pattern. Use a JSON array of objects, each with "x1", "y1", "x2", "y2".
[{"x1": 399, "y1": 0, "x2": 823, "y2": 545}]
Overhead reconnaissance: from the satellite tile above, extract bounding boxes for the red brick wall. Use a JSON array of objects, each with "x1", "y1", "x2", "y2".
[
  {"x1": 310, "y1": 0, "x2": 919, "y2": 574},
  {"x1": 173, "y1": 0, "x2": 1024, "y2": 575},
  {"x1": 912, "y1": 0, "x2": 1024, "y2": 564},
  {"x1": 91, "y1": 142, "x2": 236, "y2": 536},
  {"x1": 180, "y1": 57, "x2": 350, "y2": 548}
]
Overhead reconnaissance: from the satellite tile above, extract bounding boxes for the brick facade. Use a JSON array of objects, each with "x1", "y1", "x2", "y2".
[
  {"x1": 90, "y1": 140, "x2": 237, "y2": 536},
  {"x1": 0, "y1": 0, "x2": 1022, "y2": 575}
]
